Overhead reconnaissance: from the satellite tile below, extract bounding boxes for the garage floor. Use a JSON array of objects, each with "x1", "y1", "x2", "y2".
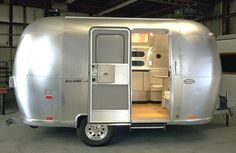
[{"x1": 1, "y1": 93, "x2": 236, "y2": 153}]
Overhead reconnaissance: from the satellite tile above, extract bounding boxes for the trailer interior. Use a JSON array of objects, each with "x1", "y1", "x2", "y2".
[{"x1": 131, "y1": 31, "x2": 170, "y2": 121}]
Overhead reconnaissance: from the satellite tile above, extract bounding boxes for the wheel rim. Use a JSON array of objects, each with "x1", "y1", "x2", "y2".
[{"x1": 85, "y1": 124, "x2": 109, "y2": 141}]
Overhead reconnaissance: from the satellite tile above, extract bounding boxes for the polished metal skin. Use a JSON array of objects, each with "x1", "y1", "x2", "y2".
[{"x1": 12, "y1": 17, "x2": 221, "y2": 127}]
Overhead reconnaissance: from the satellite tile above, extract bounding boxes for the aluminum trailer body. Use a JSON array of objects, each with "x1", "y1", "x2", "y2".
[{"x1": 10, "y1": 17, "x2": 221, "y2": 146}]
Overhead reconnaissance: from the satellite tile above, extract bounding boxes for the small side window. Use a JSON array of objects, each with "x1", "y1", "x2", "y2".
[
  {"x1": 132, "y1": 51, "x2": 145, "y2": 57},
  {"x1": 132, "y1": 61, "x2": 145, "y2": 66}
]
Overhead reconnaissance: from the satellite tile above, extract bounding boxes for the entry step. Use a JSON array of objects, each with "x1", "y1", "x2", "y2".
[{"x1": 130, "y1": 123, "x2": 166, "y2": 129}]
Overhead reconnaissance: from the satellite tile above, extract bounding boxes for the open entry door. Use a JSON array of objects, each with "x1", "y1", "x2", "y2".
[{"x1": 89, "y1": 27, "x2": 131, "y2": 124}]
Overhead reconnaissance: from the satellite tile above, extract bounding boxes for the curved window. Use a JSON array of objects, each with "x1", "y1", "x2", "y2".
[
  {"x1": 132, "y1": 51, "x2": 145, "y2": 57},
  {"x1": 132, "y1": 61, "x2": 145, "y2": 66}
]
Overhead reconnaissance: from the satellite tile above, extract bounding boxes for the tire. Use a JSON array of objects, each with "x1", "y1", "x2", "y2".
[
  {"x1": 30, "y1": 125, "x2": 39, "y2": 129},
  {"x1": 77, "y1": 118, "x2": 114, "y2": 146}
]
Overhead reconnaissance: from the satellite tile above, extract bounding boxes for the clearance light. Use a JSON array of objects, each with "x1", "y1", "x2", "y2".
[{"x1": 46, "y1": 116, "x2": 53, "y2": 120}]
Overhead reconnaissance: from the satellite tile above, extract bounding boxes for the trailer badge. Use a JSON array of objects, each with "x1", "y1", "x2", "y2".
[
  {"x1": 183, "y1": 79, "x2": 195, "y2": 84},
  {"x1": 65, "y1": 79, "x2": 82, "y2": 83}
]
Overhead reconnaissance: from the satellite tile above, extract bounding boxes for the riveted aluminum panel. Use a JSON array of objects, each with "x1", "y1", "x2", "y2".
[{"x1": 13, "y1": 17, "x2": 221, "y2": 127}]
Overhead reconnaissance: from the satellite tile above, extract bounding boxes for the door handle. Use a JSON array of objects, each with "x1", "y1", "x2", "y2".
[
  {"x1": 174, "y1": 61, "x2": 177, "y2": 74},
  {"x1": 103, "y1": 72, "x2": 109, "y2": 76}
]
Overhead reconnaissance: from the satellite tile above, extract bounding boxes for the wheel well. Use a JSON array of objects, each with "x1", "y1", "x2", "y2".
[{"x1": 76, "y1": 115, "x2": 87, "y2": 128}]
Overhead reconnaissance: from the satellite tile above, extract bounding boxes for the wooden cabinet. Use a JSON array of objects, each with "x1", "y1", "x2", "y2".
[
  {"x1": 132, "y1": 72, "x2": 143, "y2": 90},
  {"x1": 132, "y1": 71, "x2": 149, "y2": 91},
  {"x1": 132, "y1": 71, "x2": 149, "y2": 101}
]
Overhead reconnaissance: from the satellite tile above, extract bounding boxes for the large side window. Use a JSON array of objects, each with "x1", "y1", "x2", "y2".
[
  {"x1": 220, "y1": 53, "x2": 236, "y2": 74},
  {"x1": 96, "y1": 34, "x2": 124, "y2": 63},
  {"x1": 92, "y1": 29, "x2": 129, "y2": 64}
]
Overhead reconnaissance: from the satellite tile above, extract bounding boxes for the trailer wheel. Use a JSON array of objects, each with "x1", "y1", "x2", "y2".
[
  {"x1": 30, "y1": 125, "x2": 39, "y2": 129},
  {"x1": 77, "y1": 118, "x2": 114, "y2": 146}
]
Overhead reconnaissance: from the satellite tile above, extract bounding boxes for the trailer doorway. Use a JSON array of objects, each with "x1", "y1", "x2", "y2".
[
  {"x1": 131, "y1": 30, "x2": 171, "y2": 122},
  {"x1": 89, "y1": 27, "x2": 131, "y2": 123}
]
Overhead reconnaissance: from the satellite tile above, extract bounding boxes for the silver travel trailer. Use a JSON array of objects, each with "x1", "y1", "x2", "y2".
[{"x1": 10, "y1": 17, "x2": 222, "y2": 146}]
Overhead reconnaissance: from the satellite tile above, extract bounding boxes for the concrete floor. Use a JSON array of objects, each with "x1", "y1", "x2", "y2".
[{"x1": 1, "y1": 92, "x2": 236, "y2": 153}]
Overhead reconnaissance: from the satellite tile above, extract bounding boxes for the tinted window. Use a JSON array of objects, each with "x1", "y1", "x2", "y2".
[
  {"x1": 132, "y1": 61, "x2": 145, "y2": 66},
  {"x1": 96, "y1": 34, "x2": 124, "y2": 63},
  {"x1": 220, "y1": 53, "x2": 236, "y2": 73},
  {"x1": 132, "y1": 51, "x2": 145, "y2": 57}
]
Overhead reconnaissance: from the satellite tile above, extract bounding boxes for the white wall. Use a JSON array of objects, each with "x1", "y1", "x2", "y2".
[
  {"x1": 0, "y1": 5, "x2": 9, "y2": 22},
  {"x1": 60, "y1": 11, "x2": 88, "y2": 17},
  {"x1": 0, "y1": 4, "x2": 44, "y2": 72},
  {"x1": 217, "y1": 34, "x2": 236, "y2": 106},
  {"x1": 0, "y1": 4, "x2": 88, "y2": 73},
  {"x1": 0, "y1": 4, "x2": 44, "y2": 47},
  {"x1": 203, "y1": 1, "x2": 222, "y2": 36}
]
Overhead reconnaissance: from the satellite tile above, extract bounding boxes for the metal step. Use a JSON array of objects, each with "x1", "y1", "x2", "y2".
[{"x1": 130, "y1": 122, "x2": 166, "y2": 129}]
